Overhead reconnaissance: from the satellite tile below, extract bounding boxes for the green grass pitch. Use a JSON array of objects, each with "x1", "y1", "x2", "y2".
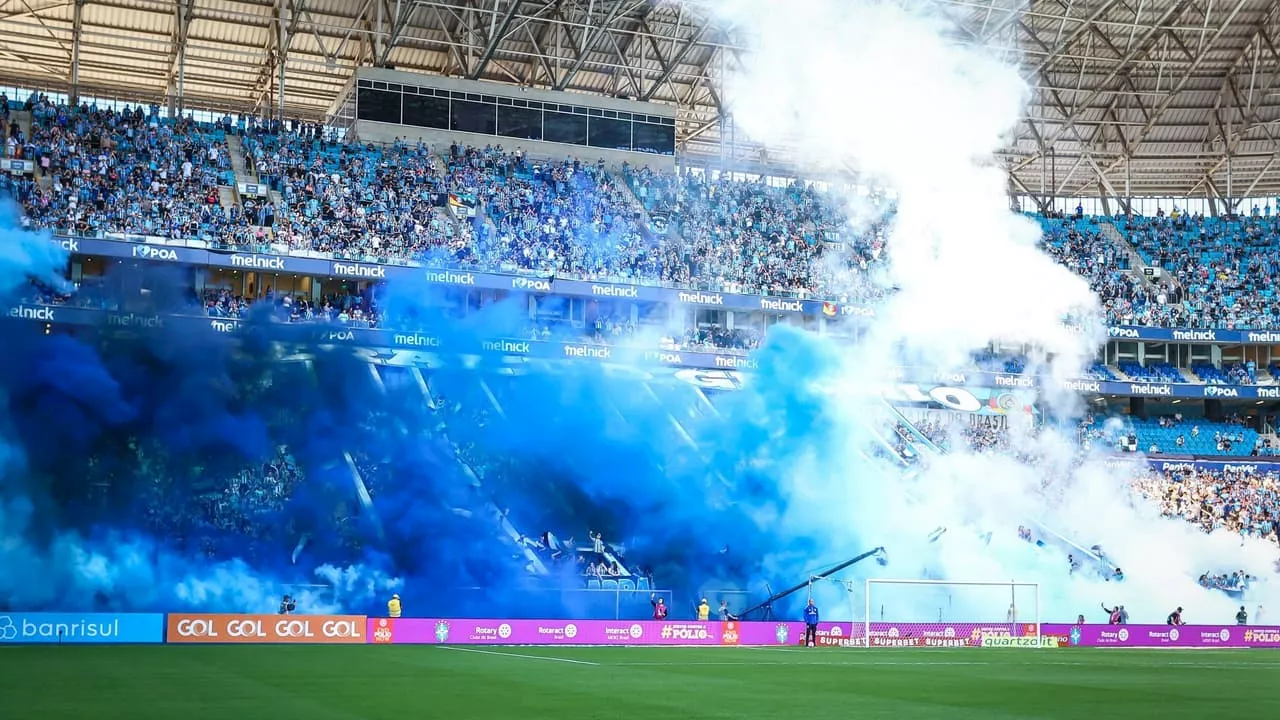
[{"x1": 3, "y1": 645, "x2": 1279, "y2": 719}]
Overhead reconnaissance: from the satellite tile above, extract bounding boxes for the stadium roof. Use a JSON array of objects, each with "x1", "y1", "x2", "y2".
[{"x1": 4, "y1": 0, "x2": 1280, "y2": 206}]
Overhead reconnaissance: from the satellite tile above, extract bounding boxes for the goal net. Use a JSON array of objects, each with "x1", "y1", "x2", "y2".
[{"x1": 862, "y1": 579, "x2": 1041, "y2": 648}]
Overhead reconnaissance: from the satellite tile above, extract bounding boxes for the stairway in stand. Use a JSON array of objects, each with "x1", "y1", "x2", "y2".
[{"x1": 225, "y1": 134, "x2": 258, "y2": 186}]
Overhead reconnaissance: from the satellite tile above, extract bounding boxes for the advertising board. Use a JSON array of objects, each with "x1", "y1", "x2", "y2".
[
  {"x1": 367, "y1": 618, "x2": 815, "y2": 646},
  {"x1": 365, "y1": 619, "x2": 1280, "y2": 649},
  {"x1": 166, "y1": 614, "x2": 367, "y2": 644},
  {"x1": 0, "y1": 613, "x2": 165, "y2": 644}
]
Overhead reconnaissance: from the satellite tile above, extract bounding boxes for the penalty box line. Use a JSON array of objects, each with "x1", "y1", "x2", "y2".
[{"x1": 437, "y1": 646, "x2": 600, "y2": 666}]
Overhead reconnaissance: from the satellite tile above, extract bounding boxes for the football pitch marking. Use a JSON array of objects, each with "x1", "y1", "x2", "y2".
[
  {"x1": 438, "y1": 646, "x2": 600, "y2": 666},
  {"x1": 612, "y1": 659, "x2": 997, "y2": 667}
]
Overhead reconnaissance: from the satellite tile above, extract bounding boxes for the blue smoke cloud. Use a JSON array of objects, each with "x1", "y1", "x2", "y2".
[
  {"x1": 0, "y1": 192, "x2": 1264, "y2": 625},
  {"x1": 0, "y1": 199, "x2": 882, "y2": 621}
]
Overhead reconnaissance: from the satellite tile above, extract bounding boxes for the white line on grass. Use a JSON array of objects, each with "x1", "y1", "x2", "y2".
[
  {"x1": 613, "y1": 660, "x2": 997, "y2": 667},
  {"x1": 437, "y1": 646, "x2": 599, "y2": 666}
]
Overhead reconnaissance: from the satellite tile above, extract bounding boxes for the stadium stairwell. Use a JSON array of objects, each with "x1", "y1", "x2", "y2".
[
  {"x1": 340, "y1": 451, "x2": 385, "y2": 542},
  {"x1": 614, "y1": 169, "x2": 673, "y2": 244},
  {"x1": 226, "y1": 134, "x2": 257, "y2": 187},
  {"x1": 366, "y1": 363, "x2": 549, "y2": 577},
  {"x1": 1097, "y1": 221, "x2": 1166, "y2": 292}
]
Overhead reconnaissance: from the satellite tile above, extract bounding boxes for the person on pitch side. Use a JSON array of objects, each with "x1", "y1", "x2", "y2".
[{"x1": 804, "y1": 599, "x2": 820, "y2": 647}]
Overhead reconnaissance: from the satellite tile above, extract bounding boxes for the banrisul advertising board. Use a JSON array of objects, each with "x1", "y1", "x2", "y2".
[{"x1": 0, "y1": 613, "x2": 165, "y2": 644}]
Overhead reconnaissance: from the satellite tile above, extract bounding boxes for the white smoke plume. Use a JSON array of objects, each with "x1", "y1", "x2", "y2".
[{"x1": 714, "y1": 0, "x2": 1273, "y2": 624}]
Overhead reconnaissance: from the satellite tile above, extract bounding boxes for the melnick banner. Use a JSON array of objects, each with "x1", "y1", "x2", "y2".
[{"x1": 166, "y1": 614, "x2": 367, "y2": 644}]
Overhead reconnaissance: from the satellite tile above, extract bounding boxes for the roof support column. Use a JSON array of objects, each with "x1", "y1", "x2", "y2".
[
  {"x1": 1039, "y1": 150, "x2": 1046, "y2": 203},
  {"x1": 70, "y1": 0, "x2": 85, "y2": 106},
  {"x1": 1125, "y1": 157, "x2": 1132, "y2": 218},
  {"x1": 1226, "y1": 154, "x2": 1234, "y2": 215},
  {"x1": 278, "y1": 0, "x2": 290, "y2": 122},
  {"x1": 167, "y1": 0, "x2": 195, "y2": 118}
]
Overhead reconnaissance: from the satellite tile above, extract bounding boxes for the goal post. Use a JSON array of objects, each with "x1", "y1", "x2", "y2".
[{"x1": 863, "y1": 579, "x2": 1041, "y2": 648}]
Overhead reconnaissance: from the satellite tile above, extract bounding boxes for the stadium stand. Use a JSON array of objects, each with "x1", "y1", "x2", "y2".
[
  {"x1": 1123, "y1": 418, "x2": 1258, "y2": 456},
  {"x1": 1191, "y1": 362, "x2": 1255, "y2": 385},
  {"x1": 11, "y1": 94, "x2": 1280, "y2": 344},
  {"x1": 1117, "y1": 360, "x2": 1185, "y2": 383},
  {"x1": 9, "y1": 90, "x2": 1280, "y2": 341},
  {"x1": 16, "y1": 94, "x2": 1280, "y2": 381},
  {"x1": 18, "y1": 99, "x2": 252, "y2": 243},
  {"x1": 1035, "y1": 216, "x2": 1164, "y2": 329},
  {"x1": 1133, "y1": 465, "x2": 1280, "y2": 543},
  {"x1": 1115, "y1": 213, "x2": 1280, "y2": 329}
]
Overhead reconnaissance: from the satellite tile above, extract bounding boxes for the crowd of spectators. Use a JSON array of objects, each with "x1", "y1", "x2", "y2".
[
  {"x1": 246, "y1": 130, "x2": 469, "y2": 259},
  {"x1": 1198, "y1": 571, "x2": 1254, "y2": 592},
  {"x1": 1133, "y1": 465, "x2": 1280, "y2": 544},
  {"x1": 202, "y1": 287, "x2": 383, "y2": 328},
  {"x1": 472, "y1": 150, "x2": 654, "y2": 279},
  {"x1": 1076, "y1": 411, "x2": 1269, "y2": 457},
  {"x1": 1192, "y1": 361, "x2": 1255, "y2": 385},
  {"x1": 15, "y1": 93, "x2": 1280, "y2": 353},
  {"x1": 892, "y1": 417, "x2": 1034, "y2": 462},
  {"x1": 623, "y1": 164, "x2": 891, "y2": 301},
  {"x1": 6, "y1": 94, "x2": 1280, "y2": 335},
  {"x1": 11, "y1": 94, "x2": 270, "y2": 246},
  {"x1": 137, "y1": 445, "x2": 303, "y2": 561},
  {"x1": 1118, "y1": 209, "x2": 1280, "y2": 329},
  {"x1": 12, "y1": 90, "x2": 1280, "y2": 335},
  {"x1": 1037, "y1": 217, "x2": 1169, "y2": 329}
]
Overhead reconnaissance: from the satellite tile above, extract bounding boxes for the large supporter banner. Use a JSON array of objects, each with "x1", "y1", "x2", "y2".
[
  {"x1": 167, "y1": 614, "x2": 367, "y2": 644},
  {"x1": 0, "y1": 612, "x2": 164, "y2": 644}
]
